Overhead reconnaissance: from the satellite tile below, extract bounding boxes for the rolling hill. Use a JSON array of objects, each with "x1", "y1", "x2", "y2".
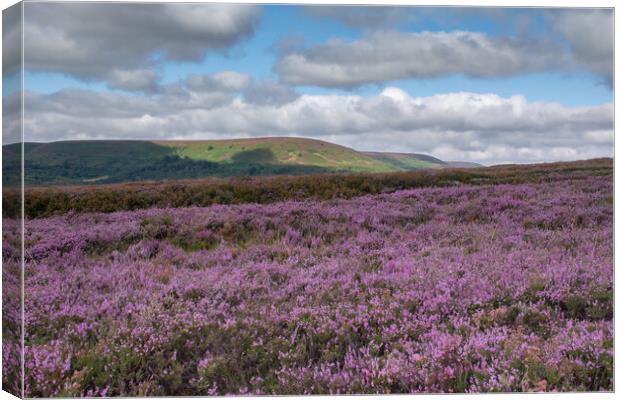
[
  {"x1": 2, "y1": 137, "x2": 481, "y2": 186},
  {"x1": 361, "y1": 151, "x2": 447, "y2": 170}
]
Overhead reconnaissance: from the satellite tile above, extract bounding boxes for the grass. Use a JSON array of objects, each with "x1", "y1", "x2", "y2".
[{"x1": 158, "y1": 137, "x2": 397, "y2": 171}]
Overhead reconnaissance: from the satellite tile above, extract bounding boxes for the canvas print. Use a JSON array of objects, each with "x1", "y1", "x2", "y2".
[{"x1": 1, "y1": 1, "x2": 614, "y2": 397}]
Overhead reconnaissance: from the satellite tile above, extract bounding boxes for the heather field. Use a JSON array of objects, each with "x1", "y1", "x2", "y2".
[{"x1": 2, "y1": 167, "x2": 613, "y2": 396}]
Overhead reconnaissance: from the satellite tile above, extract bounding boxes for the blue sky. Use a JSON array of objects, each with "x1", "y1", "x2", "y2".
[{"x1": 2, "y1": 3, "x2": 613, "y2": 164}]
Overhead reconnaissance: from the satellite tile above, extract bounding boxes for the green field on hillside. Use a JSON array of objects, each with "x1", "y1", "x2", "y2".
[
  {"x1": 2, "y1": 137, "x2": 472, "y2": 186},
  {"x1": 156, "y1": 137, "x2": 395, "y2": 172}
]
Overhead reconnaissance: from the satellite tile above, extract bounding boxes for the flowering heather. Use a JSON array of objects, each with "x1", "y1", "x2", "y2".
[{"x1": 3, "y1": 174, "x2": 613, "y2": 396}]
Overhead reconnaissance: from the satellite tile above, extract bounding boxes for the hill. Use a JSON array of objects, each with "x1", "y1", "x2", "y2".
[
  {"x1": 446, "y1": 161, "x2": 484, "y2": 168},
  {"x1": 361, "y1": 151, "x2": 447, "y2": 170},
  {"x1": 155, "y1": 137, "x2": 396, "y2": 172},
  {"x1": 2, "y1": 137, "x2": 477, "y2": 186}
]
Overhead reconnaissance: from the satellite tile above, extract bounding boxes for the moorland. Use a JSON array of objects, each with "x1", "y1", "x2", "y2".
[{"x1": 2, "y1": 157, "x2": 613, "y2": 395}]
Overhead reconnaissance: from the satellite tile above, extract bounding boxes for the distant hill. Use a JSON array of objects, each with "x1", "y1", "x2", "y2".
[
  {"x1": 361, "y1": 151, "x2": 447, "y2": 170},
  {"x1": 2, "y1": 137, "x2": 481, "y2": 186},
  {"x1": 446, "y1": 161, "x2": 484, "y2": 168}
]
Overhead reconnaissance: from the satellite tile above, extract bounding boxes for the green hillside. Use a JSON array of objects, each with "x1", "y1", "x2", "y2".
[
  {"x1": 362, "y1": 151, "x2": 446, "y2": 170},
  {"x1": 156, "y1": 137, "x2": 395, "y2": 172},
  {"x1": 2, "y1": 137, "x2": 470, "y2": 186}
]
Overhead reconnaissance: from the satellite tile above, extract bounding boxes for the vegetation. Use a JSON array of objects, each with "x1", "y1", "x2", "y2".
[
  {"x1": 3, "y1": 138, "x2": 461, "y2": 186},
  {"x1": 361, "y1": 151, "x2": 445, "y2": 170},
  {"x1": 8, "y1": 164, "x2": 612, "y2": 395},
  {"x1": 4, "y1": 158, "x2": 611, "y2": 219}
]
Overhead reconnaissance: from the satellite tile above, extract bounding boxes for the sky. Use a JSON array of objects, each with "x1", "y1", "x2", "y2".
[{"x1": 1, "y1": 2, "x2": 614, "y2": 165}]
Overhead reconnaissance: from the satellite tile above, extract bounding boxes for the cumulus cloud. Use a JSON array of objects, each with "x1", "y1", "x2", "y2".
[
  {"x1": 277, "y1": 8, "x2": 613, "y2": 89},
  {"x1": 14, "y1": 86, "x2": 612, "y2": 165},
  {"x1": 244, "y1": 80, "x2": 299, "y2": 106},
  {"x1": 2, "y1": 3, "x2": 23, "y2": 144},
  {"x1": 22, "y1": 2, "x2": 260, "y2": 87},
  {"x1": 107, "y1": 69, "x2": 161, "y2": 93},
  {"x1": 304, "y1": 5, "x2": 414, "y2": 29},
  {"x1": 185, "y1": 71, "x2": 251, "y2": 93},
  {"x1": 276, "y1": 31, "x2": 567, "y2": 88},
  {"x1": 548, "y1": 9, "x2": 613, "y2": 87},
  {"x1": 2, "y1": 89, "x2": 22, "y2": 144},
  {"x1": 584, "y1": 130, "x2": 613, "y2": 144},
  {"x1": 2, "y1": 3, "x2": 22, "y2": 77}
]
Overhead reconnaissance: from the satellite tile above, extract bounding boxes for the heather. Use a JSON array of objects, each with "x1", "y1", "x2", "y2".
[
  {"x1": 6, "y1": 172, "x2": 613, "y2": 395},
  {"x1": 2, "y1": 216, "x2": 22, "y2": 396},
  {"x1": 4, "y1": 158, "x2": 612, "y2": 219}
]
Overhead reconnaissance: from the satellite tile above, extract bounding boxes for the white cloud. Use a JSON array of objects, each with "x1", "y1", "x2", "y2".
[
  {"x1": 107, "y1": 69, "x2": 161, "y2": 93},
  {"x1": 14, "y1": 85, "x2": 612, "y2": 165},
  {"x1": 2, "y1": 91, "x2": 21, "y2": 144},
  {"x1": 22, "y1": 3, "x2": 260, "y2": 88},
  {"x1": 277, "y1": 8, "x2": 614, "y2": 89},
  {"x1": 304, "y1": 5, "x2": 414, "y2": 29},
  {"x1": 185, "y1": 71, "x2": 251, "y2": 93},
  {"x1": 10, "y1": 4, "x2": 614, "y2": 95},
  {"x1": 276, "y1": 30, "x2": 568, "y2": 88},
  {"x1": 584, "y1": 130, "x2": 614, "y2": 144},
  {"x1": 244, "y1": 80, "x2": 300, "y2": 106},
  {"x1": 2, "y1": 3, "x2": 22, "y2": 76},
  {"x1": 380, "y1": 87, "x2": 409, "y2": 102},
  {"x1": 549, "y1": 9, "x2": 613, "y2": 86}
]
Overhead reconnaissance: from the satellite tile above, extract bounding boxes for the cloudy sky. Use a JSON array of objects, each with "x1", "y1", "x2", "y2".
[{"x1": 2, "y1": 2, "x2": 614, "y2": 164}]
